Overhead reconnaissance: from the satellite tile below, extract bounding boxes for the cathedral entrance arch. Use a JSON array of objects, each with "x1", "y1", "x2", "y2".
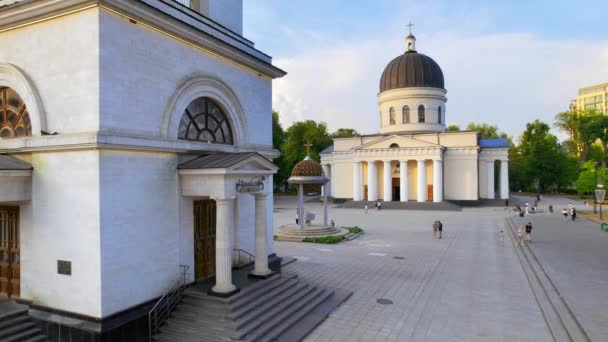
[
  {"x1": 0, "y1": 206, "x2": 19, "y2": 298},
  {"x1": 193, "y1": 200, "x2": 216, "y2": 281}
]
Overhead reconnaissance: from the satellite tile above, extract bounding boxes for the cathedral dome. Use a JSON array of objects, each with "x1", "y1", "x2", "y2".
[{"x1": 379, "y1": 51, "x2": 445, "y2": 93}]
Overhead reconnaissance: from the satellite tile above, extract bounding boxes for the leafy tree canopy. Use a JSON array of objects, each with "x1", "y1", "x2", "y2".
[
  {"x1": 331, "y1": 128, "x2": 360, "y2": 138},
  {"x1": 466, "y1": 123, "x2": 508, "y2": 139},
  {"x1": 446, "y1": 124, "x2": 460, "y2": 131}
]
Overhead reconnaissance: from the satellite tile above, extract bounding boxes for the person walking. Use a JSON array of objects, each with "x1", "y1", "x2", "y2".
[
  {"x1": 525, "y1": 222, "x2": 533, "y2": 242},
  {"x1": 432, "y1": 221, "x2": 438, "y2": 239},
  {"x1": 378, "y1": 201, "x2": 382, "y2": 211},
  {"x1": 571, "y1": 206, "x2": 577, "y2": 221},
  {"x1": 517, "y1": 225, "x2": 526, "y2": 246},
  {"x1": 364, "y1": 204, "x2": 368, "y2": 214},
  {"x1": 562, "y1": 208, "x2": 568, "y2": 221},
  {"x1": 330, "y1": 219, "x2": 335, "y2": 227},
  {"x1": 437, "y1": 221, "x2": 443, "y2": 239}
]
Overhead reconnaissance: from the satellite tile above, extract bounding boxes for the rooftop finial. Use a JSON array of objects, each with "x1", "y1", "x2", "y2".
[
  {"x1": 304, "y1": 139, "x2": 312, "y2": 156},
  {"x1": 407, "y1": 20, "x2": 414, "y2": 35},
  {"x1": 405, "y1": 21, "x2": 416, "y2": 52}
]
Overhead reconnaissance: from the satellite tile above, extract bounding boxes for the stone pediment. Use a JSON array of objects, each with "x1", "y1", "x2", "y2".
[{"x1": 354, "y1": 135, "x2": 441, "y2": 150}]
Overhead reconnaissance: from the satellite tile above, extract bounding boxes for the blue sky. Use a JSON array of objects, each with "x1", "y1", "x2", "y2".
[{"x1": 243, "y1": 1, "x2": 608, "y2": 140}]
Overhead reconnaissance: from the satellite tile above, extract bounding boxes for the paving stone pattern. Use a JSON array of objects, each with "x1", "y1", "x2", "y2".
[{"x1": 274, "y1": 197, "x2": 552, "y2": 341}]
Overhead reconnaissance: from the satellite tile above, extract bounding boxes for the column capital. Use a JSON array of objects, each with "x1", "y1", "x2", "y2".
[
  {"x1": 214, "y1": 198, "x2": 235, "y2": 204},
  {"x1": 254, "y1": 192, "x2": 269, "y2": 199}
]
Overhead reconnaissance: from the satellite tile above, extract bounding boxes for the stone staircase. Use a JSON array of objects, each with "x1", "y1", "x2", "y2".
[
  {"x1": 0, "y1": 300, "x2": 48, "y2": 342},
  {"x1": 337, "y1": 200, "x2": 462, "y2": 211},
  {"x1": 153, "y1": 273, "x2": 350, "y2": 342}
]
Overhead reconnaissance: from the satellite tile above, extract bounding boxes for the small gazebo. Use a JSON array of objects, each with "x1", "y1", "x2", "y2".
[{"x1": 288, "y1": 155, "x2": 329, "y2": 228}]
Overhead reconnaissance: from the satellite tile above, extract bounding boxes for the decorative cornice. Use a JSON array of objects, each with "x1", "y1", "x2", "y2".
[
  {"x1": 0, "y1": 0, "x2": 286, "y2": 79},
  {"x1": 0, "y1": 131, "x2": 279, "y2": 158}
]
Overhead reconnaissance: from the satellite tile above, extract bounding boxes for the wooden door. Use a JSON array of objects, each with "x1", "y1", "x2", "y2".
[
  {"x1": 427, "y1": 185, "x2": 433, "y2": 202},
  {"x1": 364, "y1": 185, "x2": 368, "y2": 201},
  {"x1": 193, "y1": 200, "x2": 216, "y2": 281},
  {"x1": 0, "y1": 207, "x2": 19, "y2": 298}
]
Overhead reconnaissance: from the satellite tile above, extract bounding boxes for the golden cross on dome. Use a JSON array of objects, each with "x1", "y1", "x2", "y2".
[
  {"x1": 304, "y1": 139, "x2": 313, "y2": 155},
  {"x1": 407, "y1": 20, "x2": 414, "y2": 35}
]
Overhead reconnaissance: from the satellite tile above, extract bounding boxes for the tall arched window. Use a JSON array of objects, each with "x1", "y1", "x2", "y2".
[
  {"x1": 418, "y1": 105, "x2": 425, "y2": 123},
  {"x1": 389, "y1": 107, "x2": 395, "y2": 125},
  {"x1": 402, "y1": 105, "x2": 410, "y2": 123},
  {"x1": 0, "y1": 87, "x2": 32, "y2": 139},
  {"x1": 178, "y1": 97, "x2": 233, "y2": 144},
  {"x1": 438, "y1": 106, "x2": 442, "y2": 124}
]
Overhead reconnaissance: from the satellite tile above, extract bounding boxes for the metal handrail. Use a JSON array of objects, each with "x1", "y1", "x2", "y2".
[
  {"x1": 148, "y1": 265, "x2": 189, "y2": 340},
  {"x1": 233, "y1": 248, "x2": 255, "y2": 267}
]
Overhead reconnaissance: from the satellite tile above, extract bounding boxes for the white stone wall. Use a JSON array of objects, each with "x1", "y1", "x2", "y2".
[
  {"x1": 99, "y1": 9, "x2": 271, "y2": 147},
  {"x1": 378, "y1": 87, "x2": 447, "y2": 134},
  {"x1": 20, "y1": 151, "x2": 102, "y2": 317},
  {"x1": 98, "y1": 151, "x2": 179, "y2": 317},
  {"x1": 207, "y1": 0, "x2": 243, "y2": 35},
  {"x1": 0, "y1": 8, "x2": 100, "y2": 134},
  {"x1": 444, "y1": 155, "x2": 479, "y2": 200}
]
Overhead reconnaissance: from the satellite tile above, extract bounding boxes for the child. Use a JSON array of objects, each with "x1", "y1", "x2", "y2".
[
  {"x1": 364, "y1": 204, "x2": 368, "y2": 214},
  {"x1": 432, "y1": 221, "x2": 438, "y2": 239},
  {"x1": 562, "y1": 208, "x2": 568, "y2": 221}
]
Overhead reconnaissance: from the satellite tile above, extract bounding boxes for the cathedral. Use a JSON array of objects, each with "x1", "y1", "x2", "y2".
[
  {"x1": 321, "y1": 30, "x2": 510, "y2": 203},
  {"x1": 0, "y1": 0, "x2": 287, "y2": 340}
]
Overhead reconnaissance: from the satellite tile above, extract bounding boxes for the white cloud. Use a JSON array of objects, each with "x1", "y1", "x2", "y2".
[{"x1": 272, "y1": 31, "x2": 608, "y2": 139}]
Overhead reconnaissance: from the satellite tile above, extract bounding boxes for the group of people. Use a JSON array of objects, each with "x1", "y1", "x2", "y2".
[
  {"x1": 364, "y1": 200, "x2": 383, "y2": 213},
  {"x1": 561, "y1": 204, "x2": 577, "y2": 221},
  {"x1": 515, "y1": 222, "x2": 533, "y2": 246},
  {"x1": 432, "y1": 220, "x2": 443, "y2": 239}
]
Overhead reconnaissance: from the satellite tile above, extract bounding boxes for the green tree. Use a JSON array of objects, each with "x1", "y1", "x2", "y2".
[
  {"x1": 281, "y1": 120, "x2": 332, "y2": 176},
  {"x1": 446, "y1": 124, "x2": 460, "y2": 131},
  {"x1": 466, "y1": 123, "x2": 508, "y2": 139},
  {"x1": 517, "y1": 120, "x2": 577, "y2": 192},
  {"x1": 271, "y1": 111, "x2": 289, "y2": 191},
  {"x1": 331, "y1": 128, "x2": 360, "y2": 138},
  {"x1": 576, "y1": 161, "x2": 608, "y2": 194},
  {"x1": 554, "y1": 109, "x2": 607, "y2": 168}
]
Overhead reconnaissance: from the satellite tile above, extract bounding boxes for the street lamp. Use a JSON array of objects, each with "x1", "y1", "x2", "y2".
[{"x1": 595, "y1": 184, "x2": 606, "y2": 221}]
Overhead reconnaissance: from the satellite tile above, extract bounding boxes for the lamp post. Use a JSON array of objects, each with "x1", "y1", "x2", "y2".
[{"x1": 595, "y1": 184, "x2": 605, "y2": 221}]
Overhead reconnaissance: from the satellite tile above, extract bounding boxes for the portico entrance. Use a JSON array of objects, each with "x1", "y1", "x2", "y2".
[
  {"x1": 194, "y1": 200, "x2": 216, "y2": 281},
  {"x1": 0, "y1": 206, "x2": 19, "y2": 298}
]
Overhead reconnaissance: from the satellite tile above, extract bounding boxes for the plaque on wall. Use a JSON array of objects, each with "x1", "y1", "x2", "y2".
[{"x1": 57, "y1": 260, "x2": 72, "y2": 276}]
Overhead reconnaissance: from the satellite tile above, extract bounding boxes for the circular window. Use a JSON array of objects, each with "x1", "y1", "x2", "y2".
[
  {"x1": 0, "y1": 87, "x2": 32, "y2": 139},
  {"x1": 177, "y1": 97, "x2": 233, "y2": 145}
]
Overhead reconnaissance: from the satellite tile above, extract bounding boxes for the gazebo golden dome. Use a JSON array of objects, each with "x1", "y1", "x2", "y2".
[{"x1": 291, "y1": 156, "x2": 323, "y2": 177}]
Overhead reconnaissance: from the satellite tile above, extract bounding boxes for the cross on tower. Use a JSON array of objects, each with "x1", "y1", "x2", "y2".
[
  {"x1": 407, "y1": 21, "x2": 414, "y2": 35},
  {"x1": 304, "y1": 139, "x2": 313, "y2": 156}
]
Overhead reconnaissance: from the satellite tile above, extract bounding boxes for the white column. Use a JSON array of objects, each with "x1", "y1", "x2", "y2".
[
  {"x1": 383, "y1": 161, "x2": 392, "y2": 201},
  {"x1": 353, "y1": 162, "x2": 362, "y2": 201},
  {"x1": 400, "y1": 160, "x2": 408, "y2": 202},
  {"x1": 323, "y1": 184, "x2": 329, "y2": 225},
  {"x1": 433, "y1": 159, "x2": 443, "y2": 202},
  {"x1": 321, "y1": 164, "x2": 330, "y2": 197},
  {"x1": 298, "y1": 184, "x2": 304, "y2": 228},
  {"x1": 252, "y1": 193, "x2": 272, "y2": 276},
  {"x1": 500, "y1": 160, "x2": 509, "y2": 200},
  {"x1": 487, "y1": 160, "x2": 495, "y2": 199},
  {"x1": 232, "y1": 194, "x2": 239, "y2": 252},
  {"x1": 367, "y1": 161, "x2": 378, "y2": 201},
  {"x1": 417, "y1": 160, "x2": 427, "y2": 202},
  {"x1": 212, "y1": 198, "x2": 236, "y2": 294}
]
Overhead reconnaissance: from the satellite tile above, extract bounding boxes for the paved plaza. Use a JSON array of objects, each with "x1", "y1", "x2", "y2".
[{"x1": 273, "y1": 196, "x2": 608, "y2": 341}]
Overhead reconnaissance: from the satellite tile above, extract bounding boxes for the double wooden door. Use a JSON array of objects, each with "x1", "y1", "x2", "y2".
[
  {"x1": 0, "y1": 207, "x2": 19, "y2": 298},
  {"x1": 193, "y1": 200, "x2": 216, "y2": 281}
]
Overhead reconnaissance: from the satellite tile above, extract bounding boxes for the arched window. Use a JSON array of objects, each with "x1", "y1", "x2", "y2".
[
  {"x1": 389, "y1": 107, "x2": 395, "y2": 125},
  {"x1": 389, "y1": 143, "x2": 399, "y2": 148},
  {"x1": 438, "y1": 106, "x2": 442, "y2": 124},
  {"x1": 178, "y1": 97, "x2": 233, "y2": 144},
  {"x1": 0, "y1": 87, "x2": 32, "y2": 139},
  {"x1": 418, "y1": 105, "x2": 425, "y2": 123},
  {"x1": 402, "y1": 105, "x2": 410, "y2": 123}
]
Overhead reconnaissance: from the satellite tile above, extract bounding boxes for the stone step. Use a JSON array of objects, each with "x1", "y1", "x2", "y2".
[
  {"x1": 164, "y1": 318, "x2": 236, "y2": 339},
  {"x1": 170, "y1": 307, "x2": 236, "y2": 328},
  {"x1": 244, "y1": 289, "x2": 334, "y2": 342},
  {"x1": 230, "y1": 278, "x2": 300, "y2": 320},
  {"x1": 235, "y1": 283, "x2": 316, "y2": 339},
  {"x1": 179, "y1": 297, "x2": 232, "y2": 313},
  {"x1": 4, "y1": 327, "x2": 44, "y2": 342},
  {"x1": 22, "y1": 336, "x2": 48, "y2": 342},
  {"x1": 154, "y1": 324, "x2": 233, "y2": 342},
  {"x1": 0, "y1": 314, "x2": 29, "y2": 331},
  {"x1": 0, "y1": 321, "x2": 37, "y2": 339}
]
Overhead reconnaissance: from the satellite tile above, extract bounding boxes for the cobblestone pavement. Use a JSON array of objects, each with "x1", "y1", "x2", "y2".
[
  {"x1": 273, "y1": 197, "x2": 552, "y2": 341},
  {"x1": 512, "y1": 214, "x2": 608, "y2": 341}
]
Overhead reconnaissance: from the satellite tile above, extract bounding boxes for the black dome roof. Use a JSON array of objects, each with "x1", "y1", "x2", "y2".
[{"x1": 379, "y1": 51, "x2": 444, "y2": 92}]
